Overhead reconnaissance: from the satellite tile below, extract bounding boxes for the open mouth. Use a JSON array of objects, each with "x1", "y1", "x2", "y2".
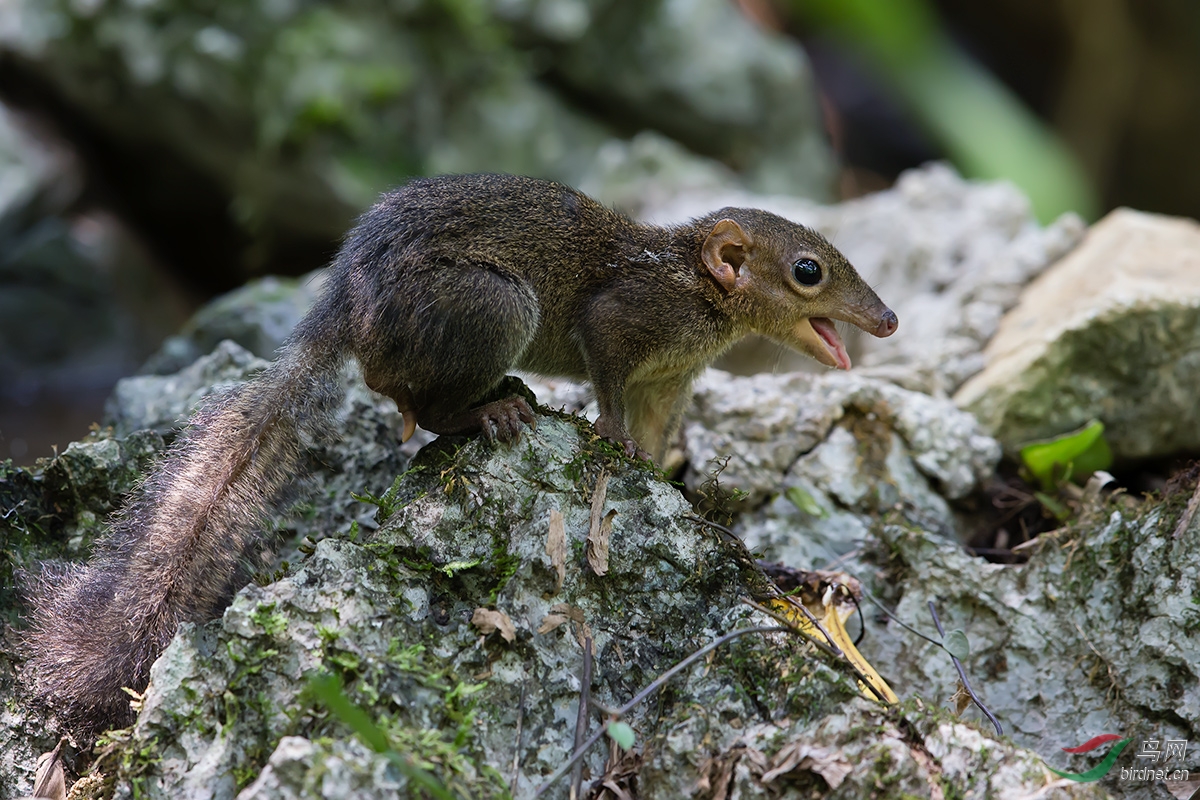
[{"x1": 804, "y1": 317, "x2": 852, "y2": 370}]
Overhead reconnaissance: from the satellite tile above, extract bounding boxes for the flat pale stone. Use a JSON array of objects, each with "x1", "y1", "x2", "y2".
[{"x1": 955, "y1": 207, "x2": 1200, "y2": 458}]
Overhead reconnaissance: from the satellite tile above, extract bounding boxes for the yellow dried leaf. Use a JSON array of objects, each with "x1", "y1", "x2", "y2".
[{"x1": 765, "y1": 588, "x2": 897, "y2": 704}]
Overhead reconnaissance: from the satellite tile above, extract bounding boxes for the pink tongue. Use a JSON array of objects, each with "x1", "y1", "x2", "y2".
[{"x1": 810, "y1": 318, "x2": 852, "y2": 370}]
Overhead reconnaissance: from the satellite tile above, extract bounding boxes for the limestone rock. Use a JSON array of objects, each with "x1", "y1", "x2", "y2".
[
  {"x1": 955, "y1": 208, "x2": 1200, "y2": 459},
  {"x1": 684, "y1": 369, "x2": 1000, "y2": 505},
  {"x1": 856, "y1": 490, "x2": 1200, "y2": 778},
  {"x1": 140, "y1": 271, "x2": 329, "y2": 376},
  {"x1": 105, "y1": 340, "x2": 271, "y2": 438},
  {"x1": 683, "y1": 368, "x2": 1000, "y2": 571},
  {"x1": 53, "y1": 418, "x2": 1079, "y2": 800},
  {"x1": 104, "y1": 338, "x2": 432, "y2": 545},
  {"x1": 0, "y1": 328, "x2": 1171, "y2": 798}
]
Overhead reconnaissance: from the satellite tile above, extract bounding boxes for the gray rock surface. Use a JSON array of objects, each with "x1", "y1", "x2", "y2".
[
  {"x1": 106, "y1": 340, "x2": 271, "y2": 438},
  {"x1": 0, "y1": 431, "x2": 167, "y2": 798},
  {"x1": 105, "y1": 338, "x2": 434, "y2": 547},
  {"x1": 955, "y1": 207, "x2": 1200, "y2": 460},
  {"x1": 647, "y1": 163, "x2": 1088, "y2": 391},
  {"x1": 140, "y1": 271, "x2": 329, "y2": 376},
  {"x1": 854, "y1": 488, "x2": 1200, "y2": 799},
  {"x1": 682, "y1": 367, "x2": 1001, "y2": 576},
  {"x1": 684, "y1": 369, "x2": 999, "y2": 503},
  {"x1": 51, "y1": 415, "x2": 1088, "y2": 800},
  {"x1": 4, "y1": 324, "x2": 1192, "y2": 797}
]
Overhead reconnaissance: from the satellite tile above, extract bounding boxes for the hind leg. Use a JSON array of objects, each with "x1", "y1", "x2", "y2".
[{"x1": 357, "y1": 259, "x2": 541, "y2": 444}]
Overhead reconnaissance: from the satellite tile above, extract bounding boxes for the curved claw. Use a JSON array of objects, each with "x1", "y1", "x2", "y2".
[
  {"x1": 480, "y1": 396, "x2": 538, "y2": 444},
  {"x1": 400, "y1": 411, "x2": 418, "y2": 443}
]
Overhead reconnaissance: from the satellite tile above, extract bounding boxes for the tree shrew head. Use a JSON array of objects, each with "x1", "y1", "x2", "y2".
[{"x1": 700, "y1": 209, "x2": 897, "y2": 369}]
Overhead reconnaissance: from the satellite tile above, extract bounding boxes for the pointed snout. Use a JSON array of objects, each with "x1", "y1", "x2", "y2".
[{"x1": 874, "y1": 308, "x2": 898, "y2": 338}]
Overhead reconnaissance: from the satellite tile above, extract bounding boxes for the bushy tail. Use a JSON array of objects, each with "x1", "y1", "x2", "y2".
[{"x1": 20, "y1": 328, "x2": 346, "y2": 739}]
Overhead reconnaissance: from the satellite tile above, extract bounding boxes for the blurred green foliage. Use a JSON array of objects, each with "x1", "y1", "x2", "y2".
[{"x1": 787, "y1": 0, "x2": 1099, "y2": 222}]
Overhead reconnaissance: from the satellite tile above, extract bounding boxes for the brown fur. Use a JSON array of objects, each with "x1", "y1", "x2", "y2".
[{"x1": 20, "y1": 174, "x2": 895, "y2": 738}]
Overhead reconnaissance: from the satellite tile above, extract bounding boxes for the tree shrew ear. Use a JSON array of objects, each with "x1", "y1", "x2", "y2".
[{"x1": 701, "y1": 218, "x2": 753, "y2": 292}]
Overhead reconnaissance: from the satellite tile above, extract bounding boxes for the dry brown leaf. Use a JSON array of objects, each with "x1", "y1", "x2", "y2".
[
  {"x1": 546, "y1": 508, "x2": 566, "y2": 595},
  {"x1": 551, "y1": 603, "x2": 587, "y2": 621},
  {"x1": 697, "y1": 754, "x2": 735, "y2": 800},
  {"x1": 696, "y1": 746, "x2": 764, "y2": 800},
  {"x1": 589, "y1": 470, "x2": 609, "y2": 520},
  {"x1": 540, "y1": 604, "x2": 585, "y2": 633},
  {"x1": 951, "y1": 680, "x2": 973, "y2": 716},
  {"x1": 471, "y1": 607, "x2": 516, "y2": 643},
  {"x1": 586, "y1": 471, "x2": 610, "y2": 575},
  {"x1": 760, "y1": 742, "x2": 852, "y2": 789},
  {"x1": 23, "y1": 740, "x2": 67, "y2": 800},
  {"x1": 539, "y1": 603, "x2": 587, "y2": 633},
  {"x1": 584, "y1": 739, "x2": 643, "y2": 800},
  {"x1": 574, "y1": 620, "x2": 595, "y2": 650},
  {"x1": 587, "y1": 509, "x2": 616, "y2": 576},
  {"x1": 1164, "y1": 779, "x2": 1200, "y2": 800}
]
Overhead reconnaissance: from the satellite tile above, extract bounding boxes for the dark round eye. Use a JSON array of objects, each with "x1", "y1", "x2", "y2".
[{"x1": 792, "y1": 258, "x2": 822, "y2": 286}]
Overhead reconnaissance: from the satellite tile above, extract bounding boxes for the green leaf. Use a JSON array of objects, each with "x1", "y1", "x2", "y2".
[
  {"x1": 308, "y1": 673, "x2": 390, "y2": 753},
  {"x1": 607, "y1": 721, "x2": 636, "y2": 751},
  {"x1": 942, "y1": 629, "x2": 970, "y2": 661},
  {"x1": 1019, "y1": 420, "x2": 1113, "y2": 492},
  {"x1": 785, "y1": 486, "x2": 826, "y2": 517},
  {"x1": 309, "y1": 673, "x2": 461, "y2": 800}
]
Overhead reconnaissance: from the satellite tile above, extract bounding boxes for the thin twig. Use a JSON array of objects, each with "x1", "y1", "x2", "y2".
[
  {"x1": 570, "y1": 635, "x2": 593, "y2": 799},
  {"x1": 848, "y1": 593, "x2": 865, "y2": 647},
  {"x1": 928, "y1": 601, "x2": 1003, "y2": 736},
  {"x1": 684, "y1": 513, "x2": 742, "y2": 544},
  {"x1": 857, "y1": 589, "x2": 943, "y2": 647},
  {"x1": 533, "y1": 625, "x2": 789, "y2": 798},
  {"x1": 819, "y1": 548, "x2": 863, "y2": 572}
]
